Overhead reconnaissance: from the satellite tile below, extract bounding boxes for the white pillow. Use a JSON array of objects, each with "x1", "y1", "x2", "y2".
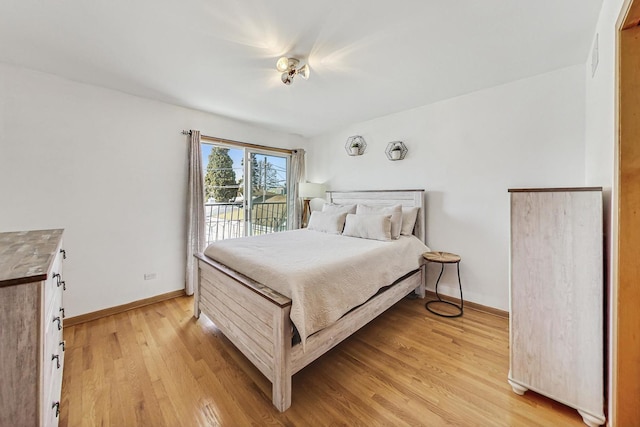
[
  {"x1": 401, "y1": 207, "x2": 419, "y2": 236},
  {"x1": 356, "y1": 204, "x2": 402, "y2": 239},
  {"x1": 307, "y1": 211, "x2": 347, "y2": 234},
  {"x1": 322, "y1": 203, "x2": 357, "y2": 215},
  {"x1": 342, "y1": 214, "x2": 392, "y2": 241}
]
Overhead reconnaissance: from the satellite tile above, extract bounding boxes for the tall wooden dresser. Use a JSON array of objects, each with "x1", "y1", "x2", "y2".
[
  {"x1": 508, "y1": 188, "x2": 604, "y2": 427},
  {"x1": 0, "y1": 229, "x2": 66, "y2": 427}
]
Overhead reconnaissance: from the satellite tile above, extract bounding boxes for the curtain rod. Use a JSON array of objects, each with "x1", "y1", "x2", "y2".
[{"x1": 181, "y1": 130, "x2": 296, "y2": 155}]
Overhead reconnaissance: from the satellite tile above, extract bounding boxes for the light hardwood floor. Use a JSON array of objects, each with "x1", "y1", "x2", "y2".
[{"x1": 60, "y1": 296, "x2": 585, "y2": 426}]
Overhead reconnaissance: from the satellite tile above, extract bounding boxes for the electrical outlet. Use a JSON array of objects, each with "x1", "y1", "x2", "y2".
[{"x1": 144, "y1": 273, "x2": 157, "y2": 280}]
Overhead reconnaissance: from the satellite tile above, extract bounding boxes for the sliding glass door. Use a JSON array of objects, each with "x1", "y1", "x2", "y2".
[
  {"x1": 246, "y1": 150, "x2": 289, "y2": 236},
  {"x1": 201, "y1": 143, "x2": 290, "y2": 244}
]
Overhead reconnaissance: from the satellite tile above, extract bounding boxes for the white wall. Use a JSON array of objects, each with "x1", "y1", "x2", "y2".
[
  {"x1": 585, "y1": 0, "x2": 624, "y2": 283},
  {"x1": 584, "y1": 1, "x2": 625, "y2": 272},
  {"x1": 306, "y1": 65, "x2": 587, "y2": 310},
  {"x1": 0, "y1": 58, "x2": 595, "y2": 316},
  {"x1": 584, "y1": 0, "x2": 627, "y2": 423},
  {"x1": 0, "y1": 63, "x2": 304, "y2": 318},
  {"x1": 585, "y1": 0, "x2": 623, "y2": 189}
]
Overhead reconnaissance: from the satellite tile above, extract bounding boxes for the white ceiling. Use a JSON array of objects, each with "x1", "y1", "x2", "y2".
[{"x1": 0, "y1": 0, "x2": 603, "y2": 137}]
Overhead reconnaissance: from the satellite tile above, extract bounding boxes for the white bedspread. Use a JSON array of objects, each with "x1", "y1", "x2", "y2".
[{"x1": 203, "y1": 229, "x2": 430, "y2": 345}]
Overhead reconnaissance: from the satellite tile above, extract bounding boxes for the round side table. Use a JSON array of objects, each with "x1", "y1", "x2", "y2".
[{"x1": 423, "y1": 251, "x2": 464, "y2": 318}]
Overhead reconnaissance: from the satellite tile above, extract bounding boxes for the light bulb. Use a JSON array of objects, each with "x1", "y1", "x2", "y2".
[
  {"x1": 281, "y1": 72, "x2": 292, "y2": 85},
  {"x1": 298, "y1": 64, "x2": 310, "y2": 80},
  {"x1": 276, "y1": 57, "x2": 290, "y2": 72}
]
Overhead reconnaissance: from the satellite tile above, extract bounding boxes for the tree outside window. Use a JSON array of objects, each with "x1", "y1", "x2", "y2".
[{"x1": 204, "y1": 147, "x2": 238, "y2": 202}]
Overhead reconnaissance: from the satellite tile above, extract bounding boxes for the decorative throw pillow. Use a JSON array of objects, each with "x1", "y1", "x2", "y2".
[
  {"x1": 306, "y1": 211, "x2": 347, "y2": 234},
  {"x1": 322, "y1": 203, "x2": 357, "y2": 215},
  {"x1": 342, "y1": 214, "x2": 392, "y2": 241},
  {"x1": 356, "y1": 204, "x2": 402, "y2": 239},
  {"x1": 401, "y1": 206, "x2": 420, "y2": 236}
]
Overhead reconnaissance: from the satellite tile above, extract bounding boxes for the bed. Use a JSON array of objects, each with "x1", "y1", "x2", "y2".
[{"x1": 193, "y1": 190, "x2": 428, "y2": 411}]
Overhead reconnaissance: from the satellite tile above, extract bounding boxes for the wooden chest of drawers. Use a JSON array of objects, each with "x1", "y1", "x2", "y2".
[
  {"x1": 0, "y1": 229, "x2": 66, "y2": 427},
  {"x1": 508, "y1": 189, "x2": 605, "y2": 427}
]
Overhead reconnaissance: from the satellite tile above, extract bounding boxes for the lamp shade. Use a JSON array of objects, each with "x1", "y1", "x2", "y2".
[{"x1": 299, "y1": 182, "x2": 326, "y2": 199}]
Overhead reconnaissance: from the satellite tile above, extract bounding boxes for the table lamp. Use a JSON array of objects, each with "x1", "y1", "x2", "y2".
[{"x1": 299, "y1": 182, "x2": 326, "y2": 227}]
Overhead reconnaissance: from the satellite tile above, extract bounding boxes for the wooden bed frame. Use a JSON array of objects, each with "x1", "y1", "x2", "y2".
[{"x1": 193, "y1": 190, "x2": 427, "y2": 411}]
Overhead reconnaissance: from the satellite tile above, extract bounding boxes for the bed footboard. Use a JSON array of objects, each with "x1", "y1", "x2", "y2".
[
  {"x1": 195, "y1": 255, "x2": 293, "y2": 411},
  {"x1": 194, "y1": 255, "x2": 425, "y2": 412}
]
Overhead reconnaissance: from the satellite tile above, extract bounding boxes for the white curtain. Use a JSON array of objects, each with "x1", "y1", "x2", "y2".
[
  {"x1": 186, "y1": 130, "x2": 205, "y2": 295},
  {"x1": 288, "y1": 149, "x2": 305, "y2": 229}
]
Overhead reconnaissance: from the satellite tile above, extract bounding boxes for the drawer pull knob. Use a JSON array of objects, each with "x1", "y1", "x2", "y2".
[
  {"x1": 52, "y1": 354, "x2": 60, "y2": 369},
  {"x1": 59, "y1": 307, "x2": 65, "y2": 318},
  {"x1": 60, "y1": 249, "x2": 66, "y2": 259},
  {"x1": 59, "y1": 340, "x2": 66, "y2": 352},
  {"x1": 52, "y1": 401, "x2": 60, "y2": 417},
  {"x1": 53, "y1": 316, "x2": 61, "y2": 330},
  {"x1": 53, "y1": 272, "x2": 67, "y2": 290}
]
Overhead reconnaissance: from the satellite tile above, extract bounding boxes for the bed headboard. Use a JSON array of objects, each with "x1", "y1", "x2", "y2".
[{"x1": 325, "y1": 189, "x2": 426, "y2": 244}]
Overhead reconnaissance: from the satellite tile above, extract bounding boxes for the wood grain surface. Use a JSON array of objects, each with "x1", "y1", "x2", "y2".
[
  {"x1": 0, "y1": 229, "x2": 65, "y2": 426},
  {"x1": 616, "y1": 17, "x2": 640, "y2": 426},
  {"x1": 622, "y1": 0, "x2": 640, "y2": 29},
  {"x1": 423, "y1": 251, "x2": 461, "y2": 264},
  {"x1": 509, "y1": 190, "x2": 604, "y2": 424},
  {"x1": 0, "y1": 229, "x2": 64, "y2": 287},
  {"x1": 59, "y1": 295, "x2": 585, "y2": 427},
  {"x1": 0, "y1": 283, "x2": 41, "y2": 426}
]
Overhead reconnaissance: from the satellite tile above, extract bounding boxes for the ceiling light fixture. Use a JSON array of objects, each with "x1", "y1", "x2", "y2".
[{"x1": 276, "y1": 56, "x2": 310, "y2": 85}]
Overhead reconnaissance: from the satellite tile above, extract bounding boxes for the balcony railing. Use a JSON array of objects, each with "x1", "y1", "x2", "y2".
[{"x1": 205, "y1": 202, "x2": 287, "y2": 245}]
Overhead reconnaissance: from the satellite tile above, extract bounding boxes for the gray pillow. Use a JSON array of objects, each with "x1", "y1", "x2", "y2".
[
  {"x1": 342, "y1": 214, "x2": 392, "y2": 241},
  {"x1": 307, "y1": 211, "x2": 347, "y2": 234},
  {"x1": 322, "y1": 203, "x2": 357, "y2": 215},
  {"x1": 401, "y1": 206, "x2": 419, "y2": 235},
  {"x1": 356, "y1": 204, "x2": 402, "y2": 239}
]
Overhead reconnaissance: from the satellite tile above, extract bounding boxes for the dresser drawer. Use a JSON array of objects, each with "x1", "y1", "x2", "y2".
[
  {"x1": 44, "y1": 243, "x2": 65, "y2": 427},
  {"x1": 43, "y1": 328, "x2": 64, "y2": 395},
  {"x1": 44, "y1": 249, "x2": 64, "y2": 330},
  {"x1": 45, "y1": 289, "x2": 63, "y2": 335},
  {"x1": 44, "y1": 373, "x2": 62, "y2": 427},
  {"x1": 44, "y1": 325, "x2": 64, "y2": 374},
  {"x1": 43, "y1": 330, "x2": 64, "y2": 427},
  {"x1": 0, "y1": 229, "x2": 65, "y2": 427},
  {"x1": 44, "y1": 364, "x2": 63, "y2": 427}
]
